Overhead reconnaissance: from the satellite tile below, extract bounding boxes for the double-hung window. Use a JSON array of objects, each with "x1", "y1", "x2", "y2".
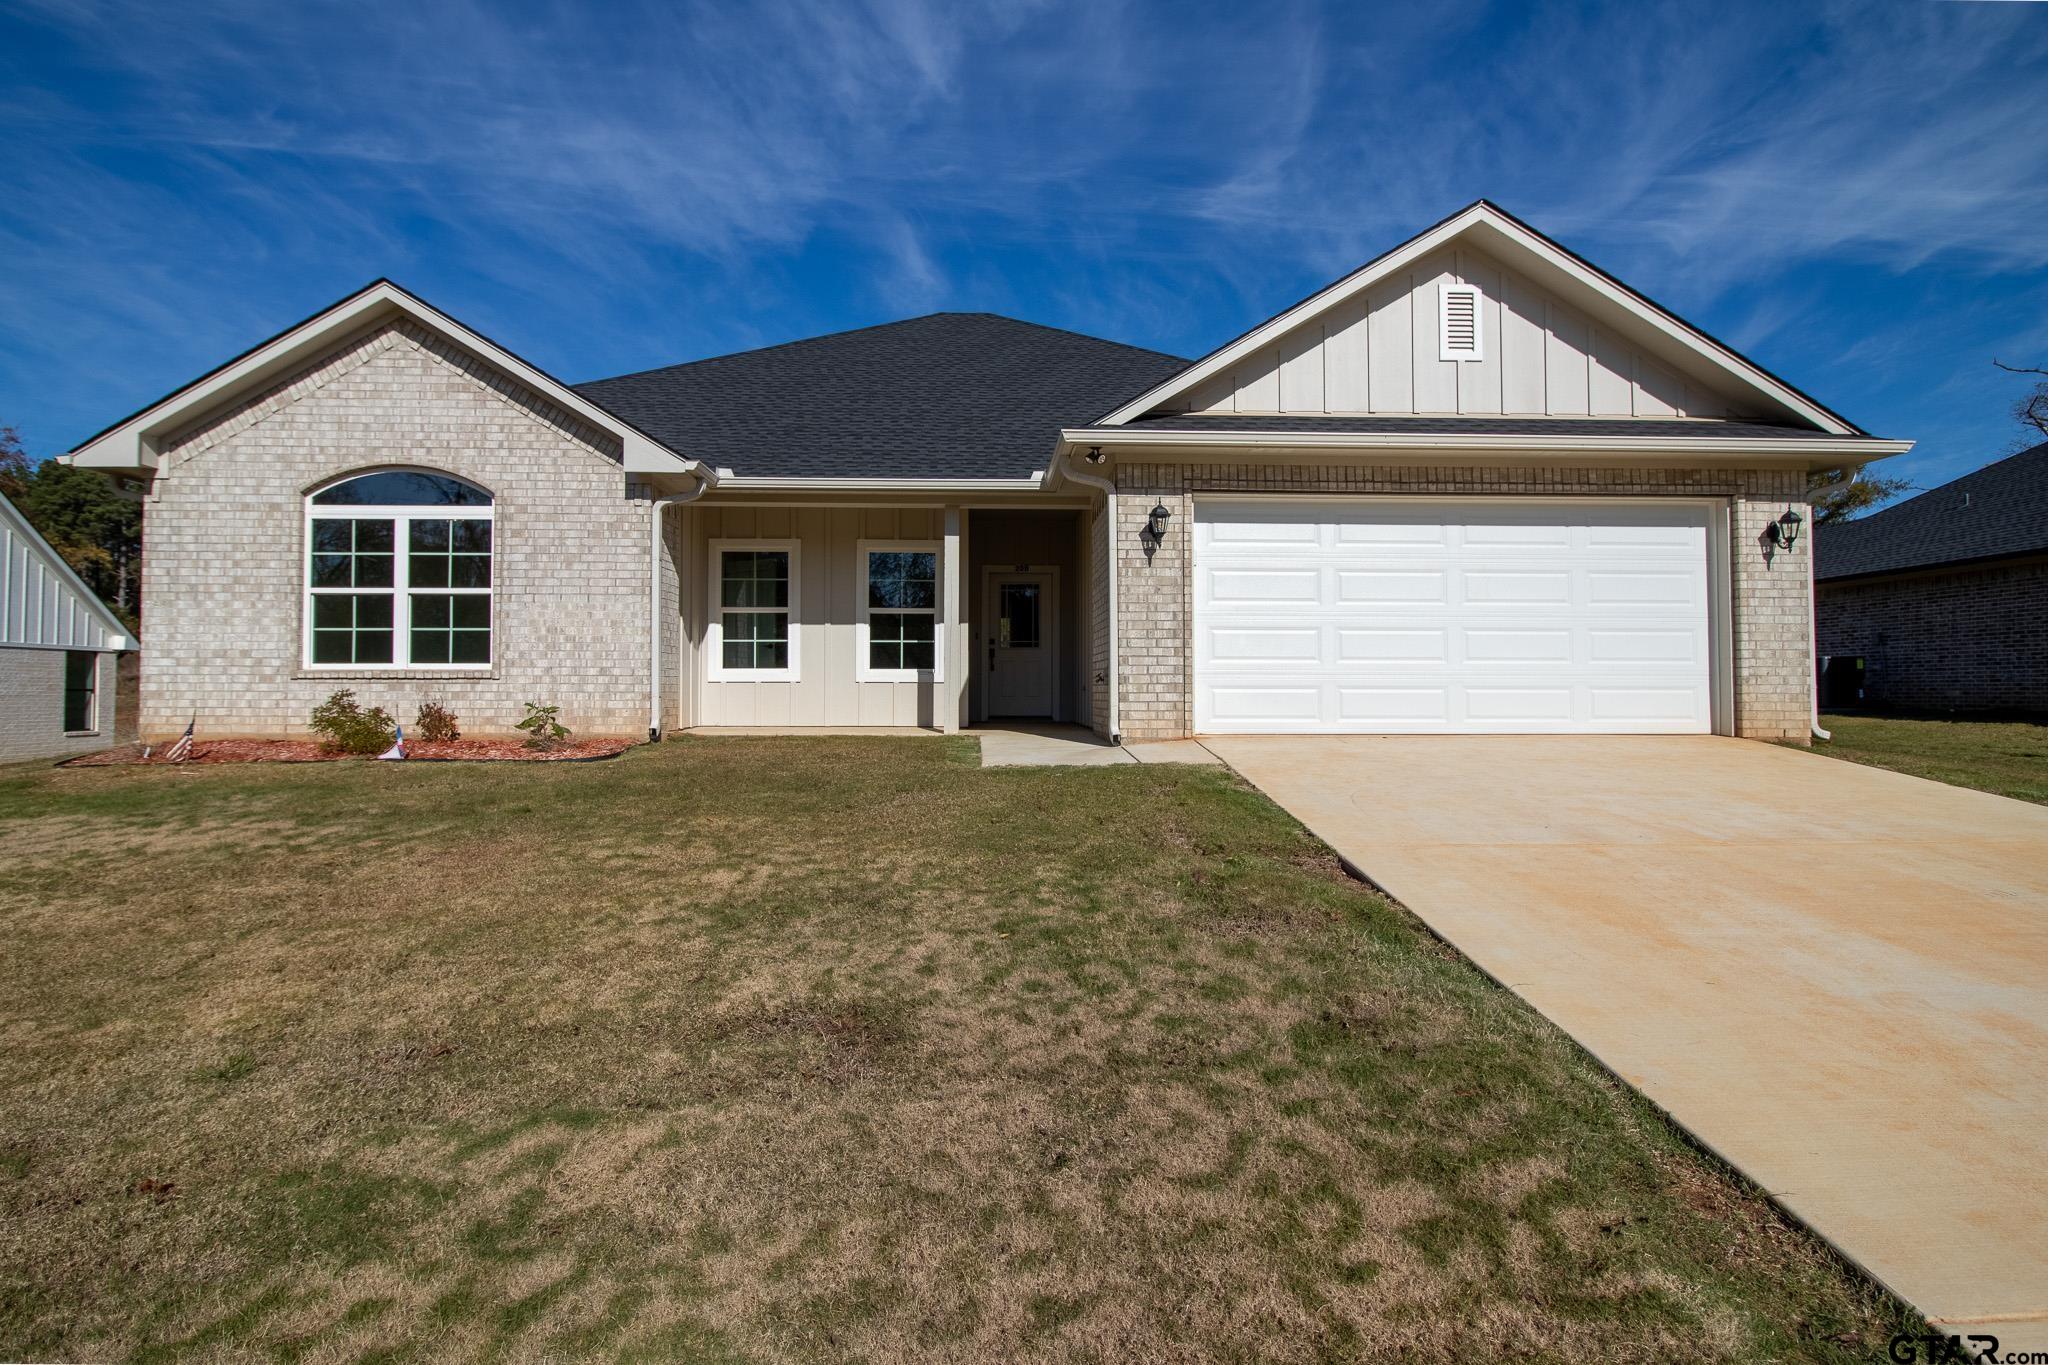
[
  {"x1": 857, "y1": 541, "x2": 941, "y2": 681},
  {"x1": 305, "y1": 469, "x2": 494, "y2": 670},
  {"x1": 710, "y1": 540, "x2": 798, "y2": 680}
]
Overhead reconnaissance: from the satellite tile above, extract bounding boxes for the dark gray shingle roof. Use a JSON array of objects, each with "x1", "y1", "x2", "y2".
[
  {"x1": 1818, "y1": 441, "x2": 2048, "y2": 581},
  {"x1": 574, "y1": 313, "x2": 1188, "y2": 479},
  {"x1": 1085, "y1": 415, "x2": 1854, "y2": 440}
]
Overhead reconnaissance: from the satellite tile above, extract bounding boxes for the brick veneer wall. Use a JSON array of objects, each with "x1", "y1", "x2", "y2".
[
  {"x1": 1816, "y1": 557, "x2": 2048, "y2": 715},
  {"x1": 0, "y1": 647, "x2": 116, "y2": 762},
  {"x1": 1108, "y1": 461, "x2": 1814, "y2": 743},
  {"x1": 140, "y1": 320, "x2": 665, "y2": 739}
]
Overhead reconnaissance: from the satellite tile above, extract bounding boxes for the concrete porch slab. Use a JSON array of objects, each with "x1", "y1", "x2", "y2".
[{"x1": 972, "y1": 723, "x2": 1135, "y2": 767}]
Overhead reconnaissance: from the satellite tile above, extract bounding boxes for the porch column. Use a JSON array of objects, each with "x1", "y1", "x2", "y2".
[{"x1": 942, "y1": 506, "x2": 968, "y2": 733}]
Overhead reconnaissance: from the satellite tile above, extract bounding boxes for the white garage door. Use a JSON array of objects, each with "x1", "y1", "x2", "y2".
[{"x1": 1194, "y1": 499, "x2": 1715, "y2": 734}]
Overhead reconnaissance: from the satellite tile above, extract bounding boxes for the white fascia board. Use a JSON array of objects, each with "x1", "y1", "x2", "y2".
[
  {"x1": 1097, "y1": 203, "x2": 1859, "y2": 436},
  {"x1": 713, "y1": 475, "x2": 1047, "y2": 492},
  {"x1": 65, "y1": 281, "x2": 710, "y2": 483},
  {"x1": 1060, "y1": 427, "x2": 1913, "y2": 469}
]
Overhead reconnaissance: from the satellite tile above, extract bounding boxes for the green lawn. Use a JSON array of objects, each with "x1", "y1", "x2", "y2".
[
  {"x1": 0, "y1": 739, "x2": 1911, "y2": 1362},
  {"x1": 1813, "y1": 713, "x2": 2048, "y2": 803}
]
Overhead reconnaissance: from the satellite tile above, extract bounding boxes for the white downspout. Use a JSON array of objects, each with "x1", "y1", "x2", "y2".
[
  {"x1": 650, "y1": 473, "x2": 712, "y2": 742},
  {"x1": 1804, "y1": 471, "x2": 1858, "y2": 744},
  {"x1": 1052, "y1": 450, "x2": 1120, "y2": 744}
]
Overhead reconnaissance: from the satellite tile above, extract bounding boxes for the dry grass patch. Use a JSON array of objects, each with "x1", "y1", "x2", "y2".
[{"x1": 0, "y1": 737, "x2": 1915, "y2": 1362}]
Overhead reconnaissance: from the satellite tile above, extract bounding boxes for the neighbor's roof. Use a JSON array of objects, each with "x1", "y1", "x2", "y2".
[
  {"x1": 574, "y1": 313, "x2": 1188, "y2": 480},
  {"x1": 1818, "y1": 441, "x2": 2048, "y2": 581}
]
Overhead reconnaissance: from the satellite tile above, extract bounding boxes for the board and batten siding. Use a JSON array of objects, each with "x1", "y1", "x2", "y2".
[
  {"x1": 1179, "y1": 245, "x2": 1751, "y2": 420},
  {"x1": 2, "y1": 495, "x2": 123, "y2": 651},
  {"x1": 682, "y1": 505, "x2": 951, "y2": 728}
]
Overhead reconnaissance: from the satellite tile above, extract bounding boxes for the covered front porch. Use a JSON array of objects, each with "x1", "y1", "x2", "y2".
[{"x1": 666, "y1": 497, "x2": 1101, "y2": 736}]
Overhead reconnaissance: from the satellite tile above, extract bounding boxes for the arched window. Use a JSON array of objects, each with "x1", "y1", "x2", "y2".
[{"x1": 305, "y1": 470, "x2": 494, "y2": 669}]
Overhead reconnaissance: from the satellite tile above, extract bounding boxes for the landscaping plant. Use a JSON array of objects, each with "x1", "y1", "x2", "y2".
[
  {"x1": 305, "y1": 689, "x2": 397, "y2": 755},
  {"x1": 413, "y1": 701, "x2": 460, "y2": 743},
  {"x1": 514, "y1": 700, "x2": 570, "y2": 751}
]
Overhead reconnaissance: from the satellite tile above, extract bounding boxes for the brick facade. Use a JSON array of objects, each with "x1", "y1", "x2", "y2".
[
  {"x1": 1102, "y1": 461, "x2": 1814, "y2": 743},
  {"x1": 0, "y1": 647, "x2": 117, "y2": 762},
  {"x1": 1816, "y1": 557, "x2": 2048, "y2": 715},
  {"x1": 140, "y1": 320, "x2": 667, "y2": 740}
]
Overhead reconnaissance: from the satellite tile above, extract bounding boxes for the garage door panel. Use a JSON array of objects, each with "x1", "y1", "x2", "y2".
[
  {"x1": 1463, "y1": 570, "x2": 1571, "y2": 605},
  {"x1": 1336, "y1": 687, "x2": 1450, "y2": 722},
  {"x1": 1337, "y1": 628, "x2": 1448, "y2": 662},
  {"x1": 1207, "y1": 567, "x2": 1320, "y2": 605},
  {"x1": 1587, "y1": 570, "x2": 1697, "y2": 605},
  {"x1": 1195, "y1": 499, "x2": 1713, "y2": 735},
  {"x1": 1337, "y1": 570, "x2": 1447, "y2": 604},
  {"x1": 1463, "y1": 628, "x2": 1574, "y2": 663},
  {"x1": 1209, "y1": 627, "x2": 1320, "y2": 664}
]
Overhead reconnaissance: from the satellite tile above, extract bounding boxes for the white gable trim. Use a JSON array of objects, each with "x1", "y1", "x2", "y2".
[
  {"x1": 1097, "y1": 202, "x2": 1859, "y2": 436},
  {"x1": 63, "y1": 280, "x2": 712, "y2": 482},
  {"x1": 0, "y1": 491, "x2": 132, "y2": 649}
]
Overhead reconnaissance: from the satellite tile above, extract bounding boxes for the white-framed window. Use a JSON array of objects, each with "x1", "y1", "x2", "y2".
[
  {"x1": 708, "y1": 539, "x2": 799, "y2": 681},
  {"x1": 303, "y1": 469, "x2": 494, "y2": 671},
  {"x1": 856, "y1": 540, "x2": 942, "y2": 682}
]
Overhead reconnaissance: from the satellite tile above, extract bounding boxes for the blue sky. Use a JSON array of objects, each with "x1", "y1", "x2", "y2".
[{"x1": 2, "y1": 0, "x2": 2045, "y2": 498}]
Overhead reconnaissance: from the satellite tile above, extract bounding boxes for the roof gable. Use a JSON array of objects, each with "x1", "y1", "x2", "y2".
[
  {"x1": 65, "y1": 281, "x2": 705, "y2": 481},
  {"x1": 0, "y1": 491, "x2": 130, "y2": 650},
  {"x1": 1818, "y1": 441, "x2": 2048, "y2": 580},
  {"x1": 575, "y1": 313, "x2": 1187, "y2": 481},
  {"x1": 1100, "y1": 202, "x2": 1862, "y2": 435}
]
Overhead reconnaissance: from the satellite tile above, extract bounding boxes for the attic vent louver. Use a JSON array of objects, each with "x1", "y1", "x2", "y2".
[{"x1": 1439, "y1": 284, "x2": 1482, "y2": 362}]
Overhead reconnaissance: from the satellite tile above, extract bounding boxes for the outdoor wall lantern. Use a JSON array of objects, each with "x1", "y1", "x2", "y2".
[
  {"x1": 1148, "y1": 502, "x2": 1172, "y2": 538},
  {"x1": 1769, "y1": 506, "x2": 1803, "y2": 552}
]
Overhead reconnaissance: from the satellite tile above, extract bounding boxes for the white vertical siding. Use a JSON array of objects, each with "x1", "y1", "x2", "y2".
[
  {"x1": 0, "y1": 498, "x2": 121, "y2": 650},
  {"x1": 1172, "y1": 246, "x2": 1752, "y2": 419},
  {"x1": 687, "y1": 505, "x2": 948, "y2": 728}
]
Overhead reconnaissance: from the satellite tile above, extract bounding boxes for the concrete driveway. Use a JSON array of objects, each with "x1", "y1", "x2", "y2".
[{"x1": 1205, "y1": 735, "x2": 2048, "y2": 1346}]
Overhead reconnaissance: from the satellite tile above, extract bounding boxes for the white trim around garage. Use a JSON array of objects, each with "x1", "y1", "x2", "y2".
[{"x1": 1189, "y1": 493, "x2": 1734, "y2": 737}]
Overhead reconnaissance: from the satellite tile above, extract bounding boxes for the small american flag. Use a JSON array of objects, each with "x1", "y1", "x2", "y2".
[
  {"x1": 377, "y1": 722, "x2": 406, "y2": 761},
  {"x1": 164, "y1": 718, "x2": 195, "y2": 763}
]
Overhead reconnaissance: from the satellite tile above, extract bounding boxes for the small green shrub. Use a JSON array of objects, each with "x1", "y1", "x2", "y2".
[
  {"x1": 414, "y1": 701, "x2": 460, "y2": 743},
  {"x1": 515, "y1": 701, "x2": 571, "y2": 751},
  {"x1": 308, "y1": 690, "x2": 398, "y2": 755}
]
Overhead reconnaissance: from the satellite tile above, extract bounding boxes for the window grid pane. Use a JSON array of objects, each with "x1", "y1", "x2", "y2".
[
  {"x1": 311, "y1": 593, "x2": 395, "y2": 664},
  {"x1": 721, "y1": 609, "x2": 789, "y2": 670},
  {"x1": 721, "y1": 551, "x2": 789, "y2": 609}
]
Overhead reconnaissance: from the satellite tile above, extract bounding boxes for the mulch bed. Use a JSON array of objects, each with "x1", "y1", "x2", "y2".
[{"x1": 63, "y1": 737, "x2": 639, "y2": 767}]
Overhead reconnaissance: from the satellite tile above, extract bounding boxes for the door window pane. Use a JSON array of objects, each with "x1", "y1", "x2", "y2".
[{"x1": 1000, "y1": 584, "x2": 1040, "y2": 648}]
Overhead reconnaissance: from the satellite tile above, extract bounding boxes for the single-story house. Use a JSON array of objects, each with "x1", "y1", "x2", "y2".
[
  {"x1": 0, "y1": 489, "x2": 133, "y2": 761},
  {"x1": 63, "y1": 201, "x2": 1909, "y2": 745},
  {"x1": 1816, "y1": 440, "x2": 2048, "y2": 715}
]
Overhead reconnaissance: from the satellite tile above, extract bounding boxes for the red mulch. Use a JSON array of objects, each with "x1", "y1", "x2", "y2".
[{"x1": 62, "y1": 736, "x2": 639, "y2": 767}]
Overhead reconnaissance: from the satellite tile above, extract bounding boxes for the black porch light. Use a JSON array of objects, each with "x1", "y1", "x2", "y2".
[
  {"x1": 1772, "y1": 507, "x2": 1803, "y2": 552},
  {"x1": 1147, "y1": 502, "x2": 1172, "y2": 538}
]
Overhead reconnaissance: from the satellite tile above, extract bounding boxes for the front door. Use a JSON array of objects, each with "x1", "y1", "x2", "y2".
[{"x1": 985, "y1": 572, "x2": 1056, "y2": 717}]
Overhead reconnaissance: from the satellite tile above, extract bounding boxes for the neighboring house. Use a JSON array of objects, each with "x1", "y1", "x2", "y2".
[
  {"x1": 62, "y1": 201, "x2": 1909, "y2": 745},
  {"x1": 0, "y1": 490, "x2": 132, "y2": 761},
  {"x1": 1816, "y1": 441, "x2": 2048, "y2": 715}
]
